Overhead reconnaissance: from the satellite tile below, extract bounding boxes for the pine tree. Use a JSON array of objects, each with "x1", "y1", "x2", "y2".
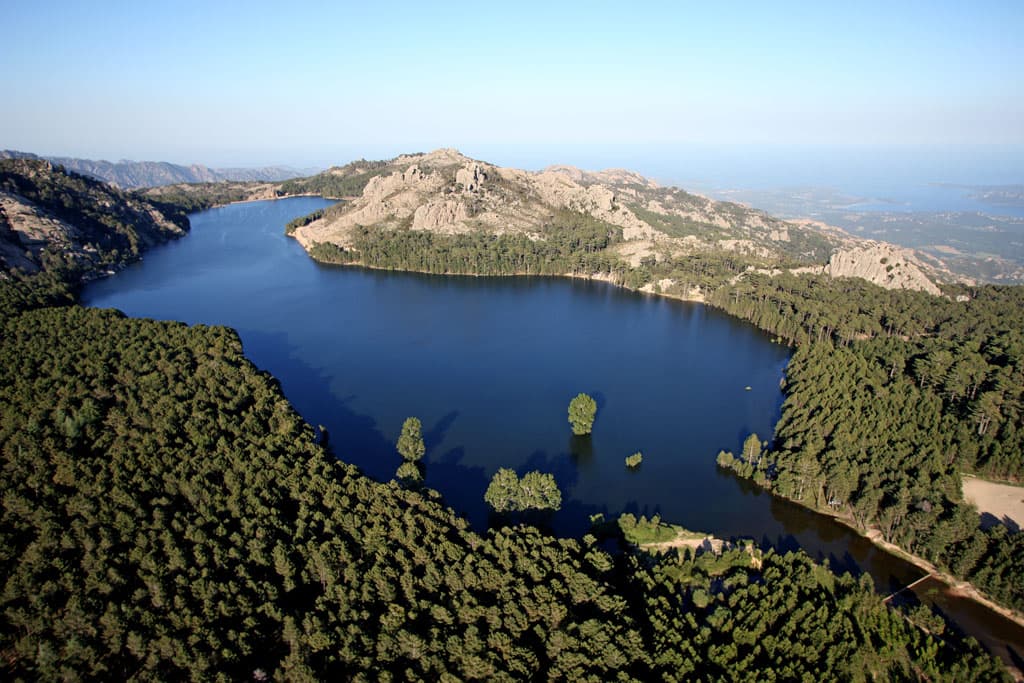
[
  {"x1": 568, "y1": 393, "x2": 597, "y2": 436},
  {"x1": 396, "y1": 417, "x2": 426, "y2": 461}
]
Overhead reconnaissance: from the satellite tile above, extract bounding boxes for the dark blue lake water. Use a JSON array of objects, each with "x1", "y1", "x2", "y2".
[
  {"x1": 77, "y1": 198, "x2": 906, "y2": 568},
  {"x1": 80, "y1": 197, "x2": 1024, "y2": 665},
  {"x1": 83, "y1": 198, "x2": 788, "y2": 535}
]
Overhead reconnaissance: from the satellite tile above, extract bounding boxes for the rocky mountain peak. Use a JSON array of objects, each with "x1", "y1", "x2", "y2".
[
  {"x1": 456, "y1": 163, "x2": 488, "y2": 192},
  {"x1": 290, "y1": 150, "x2": 951, "y2": 296},
  {"x1": 398, "y1": 148, "x2": 475, "y2": 168}
]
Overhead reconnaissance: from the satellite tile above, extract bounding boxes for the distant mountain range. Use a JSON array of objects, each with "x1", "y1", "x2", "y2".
[{"x1": 0, "y1": 150, "x2": 315, "y2": 188}]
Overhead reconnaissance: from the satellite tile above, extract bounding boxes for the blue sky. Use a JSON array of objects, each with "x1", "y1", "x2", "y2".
[{"x1": 1, "y1": 0, "x2": 1022, "y2": 168}]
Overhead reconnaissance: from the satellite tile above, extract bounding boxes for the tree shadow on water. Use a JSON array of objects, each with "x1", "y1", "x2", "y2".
[
  {"x1": 1007, "y1": 644, "x2": 1023, "y2": 677},
  {"x1": 620, "y1": 499, "x2": 665, "y2": 521},
  {"x1": 568, "y1": 434, "x2": 594, "y2": 461},
  {"x1": 426, "y1": 446, "x2": 491, "y2": 532},
  {"x1": 423, "y1": 411, "x2": 459, "y2": 455},
  {"x1": 521, "y1": 449, "x2": 579, "y2": 493},
  {"x1": 237, "y1": 328, "x2": 398, "y2": 482}
]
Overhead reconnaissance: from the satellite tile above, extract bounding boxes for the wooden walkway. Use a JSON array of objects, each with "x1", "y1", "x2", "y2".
[{"x1": 882, "y1": 574, "x2": 935, "y2": 603}]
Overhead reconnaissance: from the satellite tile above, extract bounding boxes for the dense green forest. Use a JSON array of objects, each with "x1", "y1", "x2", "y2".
[
  {"x1": 0, "y1": 299, "x2": 1006, "y2": 680},
  {"x1": 138, "y1": 183, "x2": 261, "y2": 214},
  {"x1": 309, "y1": 208, "x2": 623, "y2": 278},
  {"x1": 300, "y1": 194, "x2": 1024, "y2": 619},
  {"x1": 277, "y1": 159, "x2": 390, "y2": 199},
  {"x1": 285, "y1": 209, "x2": 326, "y2": 235},
  {"x1": 709, "y1": 275, "x2": 1024, "y2": 610},
  {"x1": 2, "y1": 159, "x2": 1020, "y2": 678}
]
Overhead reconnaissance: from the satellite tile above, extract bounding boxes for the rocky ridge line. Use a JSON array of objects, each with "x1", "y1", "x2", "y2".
[
  {"x1": 293, "y1": 148, "x2": 952, "y2": 295},
  {"x1": 0, "y1": 150, "x2": 309, "y2": 189}
]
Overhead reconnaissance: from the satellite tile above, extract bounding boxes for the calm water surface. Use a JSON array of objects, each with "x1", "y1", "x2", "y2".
[{"x1": 82, "y1": 198, "x2": 1024, "y2": 668}]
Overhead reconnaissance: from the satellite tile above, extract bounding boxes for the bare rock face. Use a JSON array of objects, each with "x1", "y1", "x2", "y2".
[
  {"x1": 296, "y1": 148, "x2": 838, "y2": 258},
  {"x1": 531, "y1": 168, "x2": 661, "y2": 241},
  {"x1": 589, "y1": 168, "x2": 658, "y2": 188},
  {"x1": 455, "y1": 164, "x2": 488, "y2": 192},
  {"x1": 362, "y1": 164, "x2": 434, "y2": 202},
  {"x1": 0, "y1": 193, "x2": 75, "y2": 272},
  {"x1": 795, "y1": 243, "x2": 941, "y2": 295},
  {"x1": 0, "y1": 158, "x2": 187, "y2": 278},
  {"x1": 412, "y1": 200, "x2": 470, "y2": 232}
]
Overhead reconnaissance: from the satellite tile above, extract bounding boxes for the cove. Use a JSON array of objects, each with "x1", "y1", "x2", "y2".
[{"x1": 82, "y1": 198, "x2": 1024, "y2": 666}]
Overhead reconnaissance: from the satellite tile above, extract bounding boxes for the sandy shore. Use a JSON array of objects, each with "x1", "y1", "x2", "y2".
[{"x1": 963, "y1": 475, "x2": 1024, "y2": 530}]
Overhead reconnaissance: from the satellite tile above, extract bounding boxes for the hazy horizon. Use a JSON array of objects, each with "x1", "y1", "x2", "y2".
[
  {"x1": 7, "y1": 143, "x2": 1023, "y2": 207},
  {"x1": 3, "y1": 1, "x2": 1022, "y2": 171}
]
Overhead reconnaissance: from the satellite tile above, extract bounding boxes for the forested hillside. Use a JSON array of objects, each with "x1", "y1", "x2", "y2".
[
  {"x1": 0, "y1": 301, "x2": 1004, "y2": 680},
  {"x1": 711, "y1": 275, "x2": 1024, "y2": 611},
  {"x1": 0, "y1": 159, "x2": 187, "y2": 278},
  {"x1": 286, "y1": 151, "x2": 1024, "y2": 631},
  {"x1": 0, "y1": 157, "x2": 1018, "y2": 678},
  {"x1": 276, "y1": 158, "x2": 390, "y2": 198}
]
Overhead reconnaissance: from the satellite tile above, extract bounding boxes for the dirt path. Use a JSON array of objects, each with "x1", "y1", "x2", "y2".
[{"x1": 641, "y1": 535, "x2": 719, "y2": 552}]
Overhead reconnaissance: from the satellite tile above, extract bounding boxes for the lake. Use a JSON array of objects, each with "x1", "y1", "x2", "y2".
[{"x1": 82, "y1": 197, "x2": 1024, "y2": 668}]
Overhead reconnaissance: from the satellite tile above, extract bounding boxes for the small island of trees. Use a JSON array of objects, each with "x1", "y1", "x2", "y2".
[
  {"x1": 484, "y1": 468, "x2": 562, "y2": 513},
  {"x1": 568, "y1": 392, "x2": 597, "y2": 435},
  {"x1": 395, "y1": 416, "x2": 425, "y2": 485}
]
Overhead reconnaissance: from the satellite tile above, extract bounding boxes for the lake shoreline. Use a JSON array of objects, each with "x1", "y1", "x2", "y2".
[
  {"x1": 841, "y1": 513, "x2": 1024, "y2": 629},
  {"x1": 297, "y1": 240, "x2": 1024, "y2": 639},
  {"x1": 304, "y1": 253, "x2": 711, "y2": 304},
  {"x1": 92, "y1": 196, "x2": 1019, "y2": 675}
]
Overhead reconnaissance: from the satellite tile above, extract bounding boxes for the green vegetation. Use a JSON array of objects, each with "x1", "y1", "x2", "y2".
[
  {"x1": 629, "y1": 202, "x2": 727, "y2": 241},
  {"x1": 568, "y1": 392, "x2": 598, "y2": 436},
  {"x1": 625, "y1": 451, "x2": 643, "y2": 468},
  {"x1": 138, "y1": 182, "x2": 261, "y2": 214},
  {"x1": 277, "y1": 160, "x2": 389, "y2": 198},
  {"x1": 284, "y1": 208, "x2": 325, "y2": 235},
  {"x1": 618, "y1": 514, "x2": 689, "y2": 545},
  {"x1": 306, "y1": 209, "x2": 623, "y2": 278},
  {"x1": 0, "y1": 305, "x2": 635, "y2": 679},
  {"x1": 1, "y1": 158, "x2": 187, "y2": 277},
  {"x1": 717, "y1": 433, "x2": 770, "y2": 485},
  {"x1": 709, "y1": 273, "x2": 1024, "y2": 611},
  {"x1": 396, "y1": 416, "x2": 426, "y2": 462},
  {"x1": 395, "y1": 460, "x2": 424, "y2": 487},
  {"x1": 308, "y1": 241, "x2": 351, "y2": 263},
  {"x1": 0, "y1": 277, "x2": 1006, "y2": 680},
  {"x1": 483, "y1": 468, "x2": 563, "y2": 513},
  {"x1": 0, "y1": 158, "x2": 1016, "y2": 679},
  {"x1": 0, "y1": 269, "x2": 76, "y2": 320},
  {"x1": 629, "y1": 546, "x2": 1001, "y2": 681}
]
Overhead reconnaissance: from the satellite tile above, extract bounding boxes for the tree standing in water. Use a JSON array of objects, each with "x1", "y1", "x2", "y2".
[
  {"x1": 397, "y1": 416, "x2": 426, "y2": 461},
  {"x1": 568, "y1": 393, "x2": 597, "y2": 435}
]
